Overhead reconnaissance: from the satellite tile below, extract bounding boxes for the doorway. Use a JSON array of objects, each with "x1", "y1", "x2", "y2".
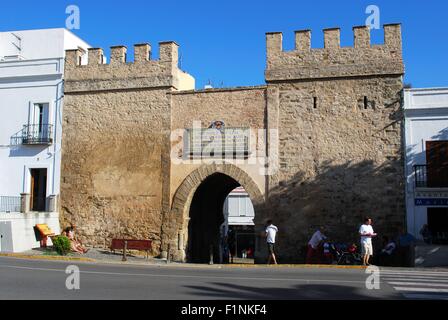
[
  {"x1": 0, "y1": 222, "x2": 13, "y2": 253},
  {"x1": 427, "y1": 207, "x2": 448, "y2": 244},
  {"x1": 187, "y1": 173, "x2": 241, "y2": 263},
  {"x1": 223, "y1": 187, "x2": 256, "y2": 263},
  {"x1": 30, "y1": 168, "x2": 47, "y2": 212}
]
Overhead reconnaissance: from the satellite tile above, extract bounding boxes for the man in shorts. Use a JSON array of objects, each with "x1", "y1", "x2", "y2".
[
  {"x1": 359, "y1": 217, "x2": 377, "y2": 266},
  {"x1": 265, "y1": 220, "x2": 278, "y2": 265}
]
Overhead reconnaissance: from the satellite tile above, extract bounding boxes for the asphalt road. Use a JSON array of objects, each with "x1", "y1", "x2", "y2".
[{"x1": 0, "y1": 256, "x2": 447, "y2": 300}]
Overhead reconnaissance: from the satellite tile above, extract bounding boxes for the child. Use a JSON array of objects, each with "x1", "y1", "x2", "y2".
[{"x1": 323, "y1": 242, "x2": 334, "y2": 264}]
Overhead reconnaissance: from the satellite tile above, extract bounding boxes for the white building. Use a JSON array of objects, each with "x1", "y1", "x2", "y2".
[
  {"x1": 0, "y1": 29, "x2": 90, "y2": 252},
  {"x1": 404, "y1": 88, "x2": 448, "y2": 243},
  {"x1": 223, "y1": 187, "x2": 255, "y2": 227},
  {"x1": 221, "y1": 187, "x2": 256, "y2": 259}
]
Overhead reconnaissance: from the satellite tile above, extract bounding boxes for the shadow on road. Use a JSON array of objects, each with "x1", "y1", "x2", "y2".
[{"x1": 183, "y1": 282, "x2": 399, "y2": 300}]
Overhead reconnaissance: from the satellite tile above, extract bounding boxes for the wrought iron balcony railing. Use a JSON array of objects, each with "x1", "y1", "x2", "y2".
[
  {"x1": 414, "y1": 165, "x2": 448, "y2": 188},
  {"x1": 22, "y1": 124, "x2": 53, "y2": 145},
  {"x1": 0, "y1": 196, "x2": 21, "y2": 213}
]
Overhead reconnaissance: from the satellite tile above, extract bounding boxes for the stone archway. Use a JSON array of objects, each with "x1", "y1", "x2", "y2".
[{"x1": 161, "y1": 163, "x2": 265, "y2": 262}]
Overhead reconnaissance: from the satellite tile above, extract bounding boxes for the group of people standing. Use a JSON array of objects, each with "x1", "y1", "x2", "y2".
[
  {"x1": 305, "y1": 217, "x2": 416, "y2": 267},
  {"x1": 305, "y1": 218, "x2": 375, "y2": 265}
]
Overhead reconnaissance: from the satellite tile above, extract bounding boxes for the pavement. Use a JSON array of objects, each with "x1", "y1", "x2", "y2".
[
  {"x1": 1, "y1": 247, "x2": 447, "y2": 270},
  {"x1": 415, "y1": 244, "x2": 448, "y2": 268},
  {"x1": 0, "y1": 254, "x2": 448, "y2": 300},
  {"x1": 0, "y1": 248, "x2": 370, "y2": 269}
]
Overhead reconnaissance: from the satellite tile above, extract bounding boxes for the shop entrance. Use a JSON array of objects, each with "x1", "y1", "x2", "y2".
[{"x1": 428, "y1": 207, "x2": 448, "y2": 244}]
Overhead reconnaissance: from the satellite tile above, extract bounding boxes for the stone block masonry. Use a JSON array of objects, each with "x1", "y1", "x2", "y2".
[
  {"x1": 61, "y1": 42, "x2": 194, "y2": 253},
  {"x1": 61, "y1": 24, "x2": 405, "y2": 263},
  {"x1": 265, "y1": 24, "x2": 405, "y2": 261}
]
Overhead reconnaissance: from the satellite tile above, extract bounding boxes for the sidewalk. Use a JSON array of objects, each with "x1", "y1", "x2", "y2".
[
  {"x1": 1, "y1": 247, "x2": 167, "y2": 265},
  {"x1": 415, "y1": 244, "x2": 448, "y2": 268},
  {"x1": 0, "y1": 248, "x2": 367, "y2": 269},
  {"x1": 2, "y1": 247, "x2": 446, "y2": 270}
]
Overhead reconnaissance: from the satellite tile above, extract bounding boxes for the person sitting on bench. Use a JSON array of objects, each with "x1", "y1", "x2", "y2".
[{"x1": 63, "y1": 226, "x2": 88, "y2": 254}]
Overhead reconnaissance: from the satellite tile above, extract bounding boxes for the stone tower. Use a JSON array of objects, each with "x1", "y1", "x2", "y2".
[
  {"x1": 61, "y1": 43, "x2": 194, "y2": 252},
  {"x1": 264, "y1": 24, "x2": 405, "y2": 260}
]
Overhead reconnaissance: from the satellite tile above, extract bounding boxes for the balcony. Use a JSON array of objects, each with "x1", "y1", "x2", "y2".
[
  {"x1": 414, "y1": 165, "x2": 448, "y2": 188},
  {"x1": 21, "y1": 124, "x2": 53, "y2": 145},
  {"x1": 0, "y1": 196, "x2": 21, "y2": 213}
]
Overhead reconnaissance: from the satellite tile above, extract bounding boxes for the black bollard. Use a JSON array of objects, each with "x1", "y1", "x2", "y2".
[
  {"x1": 167, "y1": 244, "x2": 171, "y2": 264},
  {"x1": 122, "y1": 240, "x2": 128, "y2": 262}
]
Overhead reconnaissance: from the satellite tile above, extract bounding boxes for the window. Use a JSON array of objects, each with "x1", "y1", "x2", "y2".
[
  {"x1": 32, "y1": 103, "x2": 49, "y2": 129},
  {"x1": 359, "y1": 96, "x2": 375, "y2": 110},
  {"x1": 426, "y1": 141, "x2": 448, "y2": 187}
]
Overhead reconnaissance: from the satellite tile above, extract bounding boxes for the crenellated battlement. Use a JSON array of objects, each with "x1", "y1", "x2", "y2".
[
  {"x1": 66, "y1": 41, "x2": 179, "y2": 67},
  {"x1": 266, "y1": 24, "x2": 404, "y2": 82},
  {"x1": 64, "y1": 41, "x2": 195, "y2": 93}
]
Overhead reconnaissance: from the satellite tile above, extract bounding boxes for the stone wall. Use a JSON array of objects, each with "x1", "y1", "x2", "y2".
[
  {"x1": 163, "y1": 88, "x2": 269, "y2": 260},
  {"x1": 60, "y1": 24, "x2": 406, "y2": 263},
  {"x1": 265, "y1": 25, "x2": 405, "y2": 262},
  {"x1": 169, "y1": 86, "x2": 268, "y2": 200},
  {"x1": 60, "y1": 43, "x2": 194, "y2": 253}
]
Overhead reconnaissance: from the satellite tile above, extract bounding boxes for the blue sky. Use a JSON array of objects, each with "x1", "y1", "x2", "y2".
[{"x1": 1, "y1": 0, "x2": 447, "y2": 89}]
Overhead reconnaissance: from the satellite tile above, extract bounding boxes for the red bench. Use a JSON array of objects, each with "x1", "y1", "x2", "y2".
[{"x1": 110, "y1": 239, "x2": 152, "y2": 261}]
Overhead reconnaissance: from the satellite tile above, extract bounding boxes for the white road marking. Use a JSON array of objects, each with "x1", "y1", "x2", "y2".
[
  {"x1": 403, "y1": 293, "x2": 448, "y2": 300},
  {"x1": 393, "y1": 287, "x2": 448, "y2": 293},
  {"x1": 389, "y1": 282, "x2": 448, "y2": 287},
  {"x1": 0, "y1": 264, "x2": 366, "y2": 284},
  {"x1": 384, "y1": 277, "x2": 448, "y2": 283},
  {"x1": 382, "y1": 270, "x2": 448, "y2": 300},
  {"x1": 381, "y1": 271, "x2": 448, "y2": 276}
]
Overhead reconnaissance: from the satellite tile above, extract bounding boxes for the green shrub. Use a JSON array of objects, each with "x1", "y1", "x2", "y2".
[{"x1": 52, "y1": 236, "x2": 71, "y2": 256}]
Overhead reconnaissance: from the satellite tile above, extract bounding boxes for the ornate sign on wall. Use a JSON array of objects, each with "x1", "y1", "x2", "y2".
[
  {"x1": 184, "y1": 121, "x2": 250, "y2": 158},
  {"x1": 210, "y1": 120, "x2": 225, "y2": 132}
]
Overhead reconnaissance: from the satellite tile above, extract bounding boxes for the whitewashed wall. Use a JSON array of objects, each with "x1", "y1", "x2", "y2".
[
  {"x1": 0, "y1": 213, "x2": 60, "y2": 253},
  {"x1": 223, "y1": 188, "x2": 255, "y2": 226},
  {"x1": 404, "y1": 88, "x2": 448, "y2": 238},
  {"x1": 0, "y1": 29, "x2": 90, "y2": 253}
]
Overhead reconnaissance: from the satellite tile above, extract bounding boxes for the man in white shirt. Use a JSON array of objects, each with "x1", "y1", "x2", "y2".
[
  {"x1": 359, "y1": 218, "x2": 377, "y2": 266},
  {"x1": 265, "y1": 220, "x2": 278, "y2": 265},
  {"x1": 306, "y1": 226, "x2": 327, "y2": 264}
]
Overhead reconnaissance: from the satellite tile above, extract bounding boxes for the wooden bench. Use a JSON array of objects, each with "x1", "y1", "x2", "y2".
[
  {"x1": 34, "y1": 224, "x2": 56, "y2": 248},
  {"x1": 110, "y1": 239, "x2": 152, "y2": 261}
]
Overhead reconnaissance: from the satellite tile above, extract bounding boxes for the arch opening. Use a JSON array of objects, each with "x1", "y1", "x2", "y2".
[{"x1": 186, "y1": 172, "x2": 256, "y2": 264}]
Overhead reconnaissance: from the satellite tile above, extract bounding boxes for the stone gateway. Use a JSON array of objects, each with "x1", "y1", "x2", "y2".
[{"x1": 60, "y1": 24, "x2": 405, "y2": 263}]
